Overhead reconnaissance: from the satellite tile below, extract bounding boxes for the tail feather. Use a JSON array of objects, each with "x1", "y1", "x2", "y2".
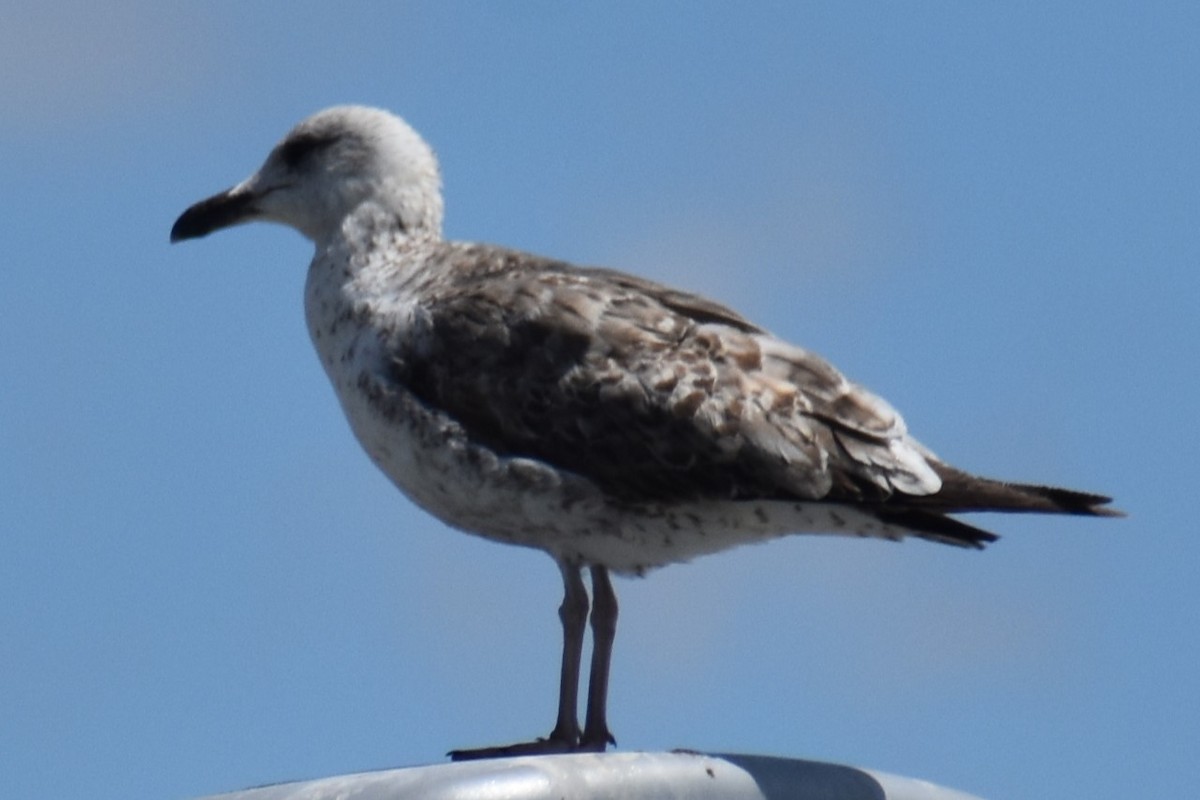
[
  {"x1": 874, "y1": 507, "x2": 999, "y2": 549},
  {"x1": 871, "y1": 464, "x2": 1122, "y2": 549}
]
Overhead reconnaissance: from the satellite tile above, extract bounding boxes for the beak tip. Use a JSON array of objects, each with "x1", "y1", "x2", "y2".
[
  {"x1": 169, "y1": 216, "x2": 196, "y2": 244},
  {"x1": 170, "y1": 186, "x2": 258, "y2": 245}
]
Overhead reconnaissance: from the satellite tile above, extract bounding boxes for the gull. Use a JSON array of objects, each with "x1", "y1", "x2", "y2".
[{"x1": 171, "y1": 105, "x2": 1120, "y2": 759}]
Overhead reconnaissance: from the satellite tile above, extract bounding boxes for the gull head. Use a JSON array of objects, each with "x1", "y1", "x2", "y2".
[{"x1": 171, "y1": 106, "x2": 443, "y2": 245}]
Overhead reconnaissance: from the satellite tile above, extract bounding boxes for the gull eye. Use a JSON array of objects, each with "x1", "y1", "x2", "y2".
[{"x1": 278, "y1": 132, "x2": 340, "y2": 168}]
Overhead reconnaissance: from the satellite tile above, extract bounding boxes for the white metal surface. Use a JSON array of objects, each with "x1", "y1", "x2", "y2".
[{"x1": 193, "y1": 751, "x2": 985, "y2": 800}]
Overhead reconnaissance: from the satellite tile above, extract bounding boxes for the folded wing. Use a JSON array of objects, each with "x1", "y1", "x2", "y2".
[{"x1": 390, "y1": 246, "x2": 945, "y2": 510}]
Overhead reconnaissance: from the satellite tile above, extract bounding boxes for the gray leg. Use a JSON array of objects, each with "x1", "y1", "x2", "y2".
[
  {"x1": 580, "y1": 565, "x2": 618, "y2": 751},
  {"x1": 548, "y1": 561, "x2": 588, "y2": 744},
  {"x1": 448, "y1": 560, "x2": 589, "y2": 760}
]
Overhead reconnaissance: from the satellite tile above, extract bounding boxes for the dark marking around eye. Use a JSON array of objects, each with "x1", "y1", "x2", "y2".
[{"x1": 278, "y1": 132, "x2": 340, "y2": 168}]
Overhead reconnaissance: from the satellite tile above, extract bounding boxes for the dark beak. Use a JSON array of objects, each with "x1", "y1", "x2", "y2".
[{"x1": 170, "y1": 185, "x2": 260, "y2": 243}]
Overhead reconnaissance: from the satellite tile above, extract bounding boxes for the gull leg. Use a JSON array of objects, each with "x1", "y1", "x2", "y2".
[
  {"x1": 580, "y1": 565, "x2": 618, "y2": 751},
  {"x1": 448, "y1": 560, "x2": 589, "y2": 760},
  {"x1": 548, "y1": 561, "x2": 589, "y2": 745}
]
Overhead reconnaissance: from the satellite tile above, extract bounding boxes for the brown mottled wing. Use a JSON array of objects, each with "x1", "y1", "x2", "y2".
[{"x1": 391, "y1": 245, "x2": 937, "y2": 506}]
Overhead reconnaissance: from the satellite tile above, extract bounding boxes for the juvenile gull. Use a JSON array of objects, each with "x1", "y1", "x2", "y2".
[{"x1": 171, "y1": 106, "x2": 1120, "y2": 759}]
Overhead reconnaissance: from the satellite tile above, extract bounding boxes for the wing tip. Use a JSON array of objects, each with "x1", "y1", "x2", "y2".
[
  {"x1": 1008, "y1": 483, "x2": 1125, "y2": 518},
  {"x1": 929, "y1": 464, "x2": 1125, "y2": 518}
]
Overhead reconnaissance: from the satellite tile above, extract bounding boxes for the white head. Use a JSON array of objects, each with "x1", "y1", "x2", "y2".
[{"x1": 171, "y1": 106, "x2": 443, "y2": 245}]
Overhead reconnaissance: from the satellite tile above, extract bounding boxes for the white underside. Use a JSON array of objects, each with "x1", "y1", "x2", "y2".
[{"x1": 336, "y1": 378, "x2": 909, "y2": 576}]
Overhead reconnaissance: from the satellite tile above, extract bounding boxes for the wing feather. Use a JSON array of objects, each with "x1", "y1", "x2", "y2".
[{"x1": 388, "y1": 244, "x2": 936, "y2": 506}]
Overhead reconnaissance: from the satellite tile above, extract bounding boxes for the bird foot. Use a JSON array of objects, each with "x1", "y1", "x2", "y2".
[
  {"x1": 448, "y1": 735, "x2": 577, "y2": 761},
  {"x1": 448, "y1": 729, "x2": 615, "y2": 761}
]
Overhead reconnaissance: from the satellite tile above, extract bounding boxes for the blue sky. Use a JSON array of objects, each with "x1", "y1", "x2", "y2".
[{"x1": 2, "y1": 3, "x2": 1197, "y2": 798}]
